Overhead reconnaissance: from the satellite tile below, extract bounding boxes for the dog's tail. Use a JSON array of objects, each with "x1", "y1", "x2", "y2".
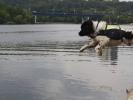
[{"x1": 124, "y1": 31, "x2": 133, "y2": 40}]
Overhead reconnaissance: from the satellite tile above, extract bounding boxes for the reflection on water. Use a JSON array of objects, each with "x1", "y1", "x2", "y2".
[
  {"x1": 110, "y1": 47, "x2": 118, "y2": 65},
  {"x1": 0, "y1": 24, "x2": 133, "y2": 100},
  {"x1": 99, "y1": 47, "x2": 118, "y2": 65}
]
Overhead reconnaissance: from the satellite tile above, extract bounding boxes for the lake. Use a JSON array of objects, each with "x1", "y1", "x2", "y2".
[{"x1": 0, "y1": 24, "x2": 133, "y2": 100}]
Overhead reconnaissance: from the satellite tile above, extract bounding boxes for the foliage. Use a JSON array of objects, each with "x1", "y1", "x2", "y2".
[
  {"x1": 0, "y1": 0, "x2": 133, "y2": 24},
  {"x1": 0, "y1": 3, "x2": 33, "y2": 24}
]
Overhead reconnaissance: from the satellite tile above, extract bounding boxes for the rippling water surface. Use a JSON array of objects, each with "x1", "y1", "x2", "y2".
[{"x1": 0, "y1": 24, "x2": 133, "y2": 100}]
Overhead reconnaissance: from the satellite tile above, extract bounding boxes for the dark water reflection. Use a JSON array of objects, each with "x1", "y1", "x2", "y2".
[{"x1": 0, "y1": 24, "x2": 133, "y2": 100}]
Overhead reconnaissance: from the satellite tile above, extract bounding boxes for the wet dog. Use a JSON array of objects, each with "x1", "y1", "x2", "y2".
[{"x1": 79, "y1": 19, "x2": 133, "y2": 55}]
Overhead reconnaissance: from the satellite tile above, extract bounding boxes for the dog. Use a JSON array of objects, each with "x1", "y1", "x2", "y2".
[
  {"x1": 126, "y1": 89, "x2": 133, "y2": 100},
  {"x1": 79, "y1": 19, "x2": 133, "y2": 55}
]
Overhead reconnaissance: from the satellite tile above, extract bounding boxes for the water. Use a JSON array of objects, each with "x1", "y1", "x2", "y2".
[{"x1": 0, "y1": 24, "x2": 133, "y2": 100}]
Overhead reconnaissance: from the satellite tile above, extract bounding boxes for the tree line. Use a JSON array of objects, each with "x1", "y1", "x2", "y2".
[
  {"x1": 0, "y1": 3, "x2": 33, "y2": 24},
  {"x1": 0, "y1": 0, "x2": 133, "y2": 24}
]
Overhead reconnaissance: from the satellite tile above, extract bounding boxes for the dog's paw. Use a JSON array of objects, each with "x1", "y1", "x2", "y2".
[
  {"x1": 79, "y1": 44, "x2": 89, "y2": 52},
  {"x1": 79, "y1": 49, "x2": 84, "y2": 52},
  {"x1": 95, "y1": 44, "x2": 100, "y2": 51},
  {"x1": 95, "y1": 44, "x2": 102, "y2": 56}
]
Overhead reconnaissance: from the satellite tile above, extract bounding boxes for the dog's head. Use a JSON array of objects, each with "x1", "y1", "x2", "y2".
[{"x1": 79, "y1": 19, "x2": 95, "y2": 38}]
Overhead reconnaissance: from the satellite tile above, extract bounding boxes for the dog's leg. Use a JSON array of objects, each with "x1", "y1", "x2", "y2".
[
  {"x1": 80, "y1": 44, "x2": 90, "y2": 52},
  {"x1": 127, "y1": 40, "x2": 132, "y2": 46},
  {"x1": 123, "y1": 39, "x2": 132, "y2": 46},
  {"x1": 80, "y1": 39, "x2": 97, "y2": 52},
  {"x1": 95, "y1": 44, "x2": 102, "y2": 55},
  {"x1": 95, "y1": 36, "x2": 110, "y2": 55}
]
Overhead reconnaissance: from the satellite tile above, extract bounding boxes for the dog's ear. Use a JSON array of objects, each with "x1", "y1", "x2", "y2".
[{"x1": 82, "y1": 17, "x2": 93, "y2": 23}]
